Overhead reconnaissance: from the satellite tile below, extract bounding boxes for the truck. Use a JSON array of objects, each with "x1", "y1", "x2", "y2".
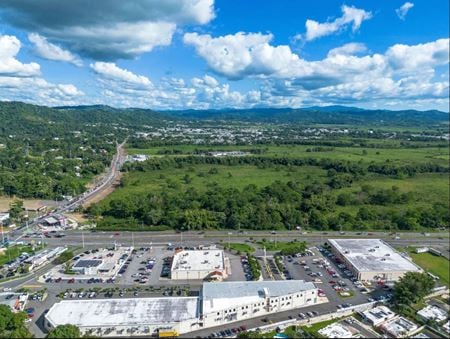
[{"x1": 158, "y1": 330, "x2": 179, "y2": 338}]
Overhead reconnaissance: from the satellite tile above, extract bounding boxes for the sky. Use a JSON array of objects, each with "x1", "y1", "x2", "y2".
[{"x1": 0, "y1": 0, "x2": 448, "y2": 111}]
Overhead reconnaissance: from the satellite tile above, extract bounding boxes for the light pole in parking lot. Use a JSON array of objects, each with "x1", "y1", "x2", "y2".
[{"x1": 82, "y1": 231, "x2": 85, "y2": 248}]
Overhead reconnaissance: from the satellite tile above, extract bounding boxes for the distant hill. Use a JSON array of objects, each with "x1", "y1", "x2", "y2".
[
  {"x1": 161, "y1": 106, "x2": 448, "y2": 126},
  {"x1": 1, "y1": 101, "x2": 448, "y2": 130},
  {"x1": 0, "y1": 101, "x2": 168, "y2": 133}
]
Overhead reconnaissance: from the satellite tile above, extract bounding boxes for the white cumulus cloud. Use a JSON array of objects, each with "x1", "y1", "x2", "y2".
[
  {"x1": 90, "y1": 62, "x2": 152, "y2": 87},
  {"x1": 302, "y1": 5, "x2": 372, "y2": 41},
  {"x1": 0, "y1": 34, "x2": 84, "y2": 105},
  {"x1": 327, "y1": 42, "x2": 367, "y2": 57},
  {"x1": 184, "y1": 32, "x2": 302, "y2": 79},
  {"x1": 396, "y1": 2, "x2": 414, "y2": 20},
  {"x1": 0, "y1": 35, "x2": 41, "y2": 77},
  {"x1": 28, "y1": 33, "x2": 82, "y2": 66}
]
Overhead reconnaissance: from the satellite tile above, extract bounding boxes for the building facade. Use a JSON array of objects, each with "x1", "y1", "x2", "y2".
[
  {"x1": 170, "y1": 249, "x2": 228, "y2": 281},
  {"x1": 45, "y1": 280, "x2": 319, "y2": 337},
  {"x1": 201, "y1": 280, "x2": 318, "y2": 328},
  {"x1": 328, "y1": 239, "x2": 421, "y2": 282}
]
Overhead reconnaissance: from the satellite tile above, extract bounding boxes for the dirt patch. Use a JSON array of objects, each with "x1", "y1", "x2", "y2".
[
  {"x1": 66, "y1": 212, "x2": 89, "y2": 223},
  {"x1": 82, "y1": 172, "x2": 123, "y2": 208}
]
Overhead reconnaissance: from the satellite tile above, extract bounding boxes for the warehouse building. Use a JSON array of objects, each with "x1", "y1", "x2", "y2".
[
  {"x1": 45, "y1": 280, "x2": 319, "y2": 336},
  {"x1": 328, "y1": 239, "x2": 421, "y2": 282},
  {"x1": 45, "y1": 297, "x2": 201, "y2": 337},
  {"x1": 171, "y1": 249, "x2": 229, "y2": 280},
  {"x1": 201, "y1": 280, "x2": 318, "y2": 328}
]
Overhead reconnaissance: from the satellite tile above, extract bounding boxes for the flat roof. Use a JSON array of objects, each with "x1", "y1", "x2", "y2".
[
  {"x1": 202, "y1": 280, "x2": 316, "y2": 313},
  {"x1": 417, "y1": 305, "x2": 448, "y2": 322},
  {"x1": 362, "y1": 305, "x2": 396, "y2": 323},
  {"x1": 73, "y1": 259, "x2": 103, "y2": 268},
  {"x1": 46, "y1": 297, "x2": 199, "y2": 328},
  {"x1": 329, "y1": 239, "x2": 421, "y2": 272},
  {"x1": 171, "y1": 250, "x2": 224, "y2": 272}
]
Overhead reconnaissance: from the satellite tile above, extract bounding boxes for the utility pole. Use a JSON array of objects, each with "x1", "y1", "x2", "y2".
[
  {"x1": 82, "y1": 231, "x2": 85, "y2": 249},
  {"x1": 131, "y1": 232, "x2": 134, "y2": 248}
]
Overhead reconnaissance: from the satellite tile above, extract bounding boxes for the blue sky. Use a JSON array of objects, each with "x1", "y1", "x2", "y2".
[{"x1": 0, "y1": 0, "x2": 448, "y2": 111}]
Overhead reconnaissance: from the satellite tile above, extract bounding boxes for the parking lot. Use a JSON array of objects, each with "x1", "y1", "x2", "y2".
[{"x1": 269, "y1": 246, "x2": 384, "y2": 309}]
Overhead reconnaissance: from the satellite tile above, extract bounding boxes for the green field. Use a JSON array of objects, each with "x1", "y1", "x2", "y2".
[
  {"x1": 225, "y1": 243, "x2": 255, "y2": 253},
  {"x1": 92, "y1": 143, "x2": 449, "y2": 232},
  {"x1": 127, "y1": 144, "x2": 449, "y2": 166},
  {"x1": 115, "y1": 164, "x2": 327, "y2": 195},
  {"x1": 409, "y1": 250, "x2": 450, "y2": 287}
]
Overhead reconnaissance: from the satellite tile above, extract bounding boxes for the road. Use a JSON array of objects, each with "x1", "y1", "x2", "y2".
[
  {"x1": 37, "y1": 229, "x2": 449, "y2": 254},
  {"x1": 8, "y1": 138, "x2": 127, "y2": 241}
]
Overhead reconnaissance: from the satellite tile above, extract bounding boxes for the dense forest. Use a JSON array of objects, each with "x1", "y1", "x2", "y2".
[{"x1": 89, "y1": 155, "x2": 449, "y2": 232}]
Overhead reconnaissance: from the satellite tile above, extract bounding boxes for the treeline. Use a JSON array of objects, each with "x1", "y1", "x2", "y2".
[
  {"x1": 154, "y1": 147, "x2": 268, "y2": 155},
  {"x1": 0, "y1": 101, "x2": 123, "y2": 199},
  {"x1": 89, "y1": 180, "x2": 449, "y2": 232},
  {"x1": 122, "y1": 155, "x2": 448, "y2": 178}
]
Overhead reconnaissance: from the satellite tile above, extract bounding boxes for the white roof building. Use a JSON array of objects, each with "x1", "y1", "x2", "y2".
[
  {"x1": 318, "y1": 323, "x2": 353, "y2": 338},
  {"x1": 380, "y1": 317, "x2": 419, "y2": 338},
  {"x1": 171, "y1": 249, "x2": 227, "y2": 280},
  {"x1": 417, "y1": 305, "x2": 448, "y2": 323},
  {"x1": 201, "y1": 280, "x2": 316, "y2": 314},
  {"x1": 45, "y1": 297, "x2": 200, "y2": 336},
  {"x1": 360, "y1": 305, "x2": 397, "y2": 326},
  {"x1": 45, "y1": 280, "x2": 320, "y2": 337},
  {"x1": 329, "y1": 239, "x2": 421, "y2": 281}
]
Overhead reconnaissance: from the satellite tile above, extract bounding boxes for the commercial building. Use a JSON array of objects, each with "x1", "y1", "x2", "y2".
[
  {"x1": 360, "y1": 305, "x2": 397, "y2": 326},
  {"x1": 0, "y1": 292, "x2": 28, "y2": 312},
  {"x1": 24, "y1": 247, "x2": 66, "y2": 270},
  {"x1": 379, "y1": 317, "x2": 419, "y2": 338},
  {"x1": 328, "y1": 239, "x2": 421, "y2": 282},
  {"x1": 318, "y1": 323, "x2": 353, "y2": 338},
  {"x1": 417, "y1": 305, "x2": 448, "y2": 323},
  {"x1": 45, "y1": 280, "x2": 320, "y2": 337},
  {"x1": 45, "y1": 297, "x2": 200, "y2": 337},
  {"x1": 201, "y1": 280, "x2": 318, "y2": 328},
  {"x1": 171, "y1": 249, "x2": 229, "y2": 280},
  {"x1": 72, "y1": 259, "x2": 104, "y2": 275}
]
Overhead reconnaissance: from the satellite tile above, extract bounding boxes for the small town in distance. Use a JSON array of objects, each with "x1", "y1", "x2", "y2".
[{"x1": 0, "y1": 0, "x2": 449, "y2": 338}]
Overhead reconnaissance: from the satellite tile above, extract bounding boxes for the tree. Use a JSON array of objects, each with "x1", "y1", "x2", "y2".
[
  {"x1": 0, "y1": 305, "x2": 32, "y2": 338},
  {"x1": 393, "y1": 272, "x2": 435, "y2": 306},
  {"x1": 9, "y1": 200, "x2": 24, "y2": 221},
  {"x1": 46, "y1": 324, "x2": 81, "y2": 338}
]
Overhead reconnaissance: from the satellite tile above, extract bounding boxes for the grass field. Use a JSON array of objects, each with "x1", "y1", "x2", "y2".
[
  {"x1": 225, "y1": 243, "x2": 255, "y2": 253},
  {"x1": 256, "y1": 240, "x2": 307, "y2": 253},
  {"x1": 106, "y1": 164, "x2": 328, "y2": 197},
  {"x1": 301, "y1": 318, "x2": 344, "y2": 338},
  {"x1": 127, "y1": 144, "x2": 449, "y2": 166},
  {"x1": 408, "y1": 250, "x2": 450, "y2": 287},
  {"x1": 94, "y1": 143, "x2": 449, "y2": 232}
]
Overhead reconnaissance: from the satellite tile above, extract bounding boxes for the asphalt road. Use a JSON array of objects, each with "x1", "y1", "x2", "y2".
[
  {"x1": 38, "y1": 230, "x2": 450, "y2": 255},
  {"x1": 8, "y1": 139, "x2": 127, "y2": 242}
]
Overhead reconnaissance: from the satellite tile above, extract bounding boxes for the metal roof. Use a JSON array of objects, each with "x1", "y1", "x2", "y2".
[
  {"x1": 329, "y1": 239, "x2": 421, "y2": 272},
  {"x1": 46, "y1": 297, "x2": 199, "y2": 328}
]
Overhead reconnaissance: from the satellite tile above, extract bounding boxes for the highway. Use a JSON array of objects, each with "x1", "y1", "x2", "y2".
[
  {"x1": 8, "y1": 138, "x2": 127, "y2": 241},
  {"x1": 38, "y1": 230, "x2": 450, "y2": 255}
]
